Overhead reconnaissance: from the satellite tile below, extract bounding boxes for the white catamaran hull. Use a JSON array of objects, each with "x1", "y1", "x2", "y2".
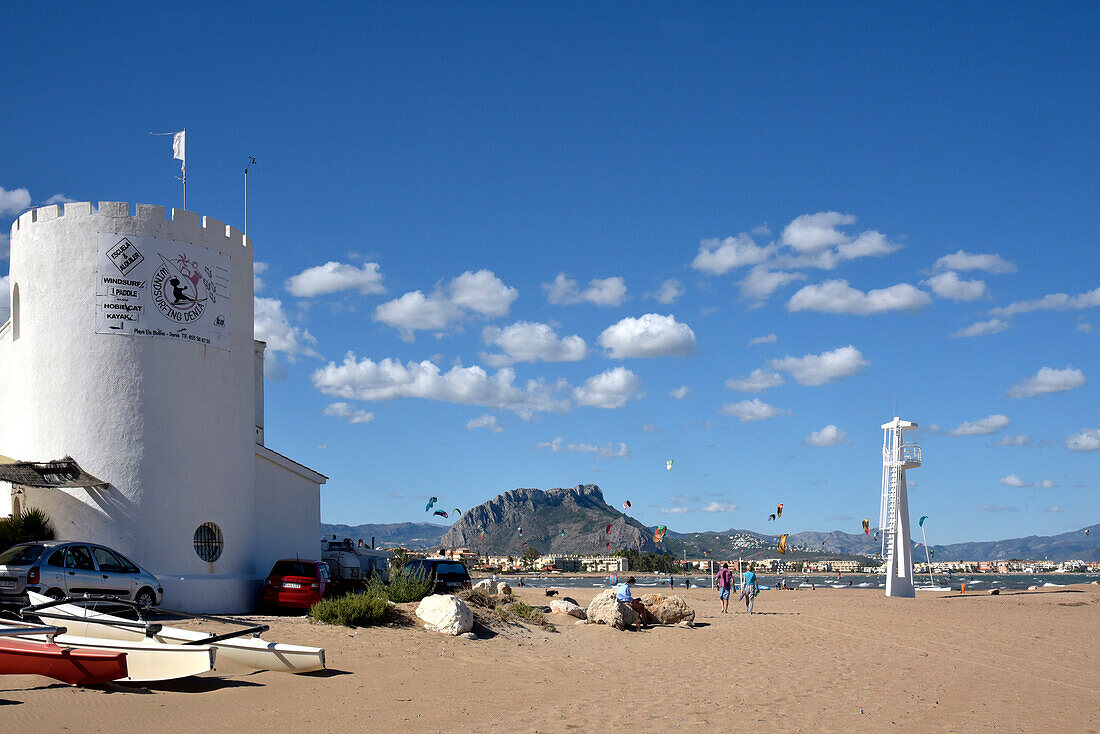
[
  {"x1": 26, "y1": 592, "x2": 325, "y2": 674},
  {"x1": 0, "y1": 619, "x2": 215, "y2": 682}
]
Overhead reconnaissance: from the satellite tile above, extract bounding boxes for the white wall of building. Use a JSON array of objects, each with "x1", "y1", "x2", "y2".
[
  {"x1": 253, "y1": 446, "x2": 324, "y2": 577},
  {"x1": 0, "y1": 202, "x2": 322, "y2": 612}
]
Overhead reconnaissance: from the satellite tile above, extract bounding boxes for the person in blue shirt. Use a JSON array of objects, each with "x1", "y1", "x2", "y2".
[
  {"x1": 615, "y1": 577, "x2": 649, "y2": 629},
  {"x1": 740, "y1": 570, "x2": 759, "y2": 614}
]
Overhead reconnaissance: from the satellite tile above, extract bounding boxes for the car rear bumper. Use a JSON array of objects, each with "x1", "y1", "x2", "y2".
[{"x1": 262, "y1": 589, "x2": 322, "y2": 609}]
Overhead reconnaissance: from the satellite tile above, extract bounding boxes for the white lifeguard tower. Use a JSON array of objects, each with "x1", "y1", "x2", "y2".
[{"x1": 878, "y1": 417, "x2": 921, "y2": 598}]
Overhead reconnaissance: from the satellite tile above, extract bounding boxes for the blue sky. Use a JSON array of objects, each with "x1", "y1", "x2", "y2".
[{"x1": 1, "y1": 3, "x2": 1097, "y2": 544}]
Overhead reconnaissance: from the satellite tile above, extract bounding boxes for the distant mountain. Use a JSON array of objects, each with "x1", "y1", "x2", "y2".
[
  {"x1": 927, "y1": 524, "x2": 1099, "y2": 562},
  {"x1": 321, "y1": 521, "x2": 448, "y2": 550},
  {"x1": 440, "y1": 484, "x2": 659, "y2": 555}
]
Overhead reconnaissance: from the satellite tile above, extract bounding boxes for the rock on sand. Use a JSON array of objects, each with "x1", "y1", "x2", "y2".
[
  {"x1": 586, "y1": 589, "x2": 639, "y2": 630},
  {"x1": 638, "y1": 594, "x2": 695, "y2": 626},
  {"x1": 496, "y1": 582, "x2": 512, "y2": 596},
  {"x1": 550, "y1": 599, "x2": 587, "y2": 619},
  {"x1": 416, "y1": 594, "x2": 474, "y2": 636}
]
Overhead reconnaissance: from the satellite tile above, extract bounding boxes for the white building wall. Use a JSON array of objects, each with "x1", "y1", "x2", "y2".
[
  {"x1": 253, "y1": 447, "x2": 323, "y2": 577},
  {"x1": 0, "y1": 202, "x2": 258, "y2": 611}
]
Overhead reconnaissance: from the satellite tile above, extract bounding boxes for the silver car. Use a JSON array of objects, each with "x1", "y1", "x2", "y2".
[{"x1": 0, "y1": 540, "x2": 163, "y2": 607}]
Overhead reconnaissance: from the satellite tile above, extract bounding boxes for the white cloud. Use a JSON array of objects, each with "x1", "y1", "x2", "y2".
[
  {"x1": 925, "y1": 271, "x2": 986, "y2": 301},
  {"x1": 1008, "y1": 366, "x2": 1086, "y2": 398},
  {"x1": 691, "y1": 233, "x2": 775, "y2": 274},
  {"x1": 720, "y1": 398, "x2": 789, "y2": 422},
  {"x1": 739, "y1": 267, "x2": 806, "y2": 301},
  {"x1": 649, "y1": 278, "x2": 685, "y2": 304},
  {"x1": 700, "y1": 502, "x2": 737, "y2": 513},
  {"x1": 466, "y1": 413, "x2": 504, "y2": 433},
  {"x1": 41, "y1": 194, "x2": 75, "y2": 206},
  {"x1": 948, "y1": 414, "x2": 1010, "y2": 437},
  {"x1": 573, "y1": 367, "x2": 643, "y2": 409},
  {"x1": 660, "y1": 506, "x2": 691, "y2": 514},
  {"x1": 373, "y1": 290, "x2": 459, "y2": 338},
  {"x1": 748, "y1": 333, "x2": 777, "y2": 346},
  {"x1": 311, "y1": 354, "x2": 569, "y2": 418},
  {"x1": 805, "y1": 425, "x2": 850, "y2": 447},
  {"x1": 254, "y1": 297, "x2": 321, "y2": 380},
  {"x1": 0, "y1": 274, "x2": 9, "y2": 318},
  {"x1": 481, "y1": 321, "x2": 587, "y2": 366},
  {"x1": 978, "y1": 504, "x2": 1019, "y2": 513},
  {"x1": 544, "y1": 273, "x2": 627, "y2": 306},
  {"x1": 998, "y1": 474, "x2": 1056, "y2": 489},
  {"x1": 1079, "y1": 323, "x2": 1093, "y2": 333},
  {"x1": 787, "y1": 279, "x2": 932, "y2": 314},
  {"x1": 323, "y1": 402, "x2": 375, "y2": 424},
  {"x1": 726, "y1": 369, "x2": 784, "y2": 393},
  {"x1": 782, "y1": 212, "x2": 856, "y2": 253},
  {"x1": 641, "y1": 423, "x2": 659, "y2": 434},
  {"x1": 951, "y1": 318, "x2": 1010, "y2": 338},
  {"x1": 993, "y1": 434, "x2": 1032, "y2": 446},
  {"x1": 285, "y1": 261, "x2": 386, "y2": 297},
  {"x1": 770, "y1": 345, "x2": 869, "y2": 386},
  {"x1": 992, "y1": 286, "x2": 1100, "y2": 317},
  {"x1": 534, "y1": 437, "x2": 630, "y2": 459},
  {"x1": 1066, "y1": 428, "x2": 1100, "y2": 452},
  {"x1": 836, "y1": 230, "x2": 901, "y2": 260},
  {"x1": 373, "y1": 270, "x2": 518, "y2": 339},
  {"x1": 253, "y1": 261, "x2": 268, "y2": 293},
  {"x1": 933, "y1": 250, "x2": 1016, "y2": 274},
  {"x1": 0, "y1": 186, "x2": 31, "y2": 216},
  {"x1": 597, "y1": 313, "x2": 697, "y2": 358},
  {"x1": 669, "y1": 385, "x2": 690, "y2": 400},
  {"x1": 448, "y1": 269, "x2": 518, "y2": 317}
]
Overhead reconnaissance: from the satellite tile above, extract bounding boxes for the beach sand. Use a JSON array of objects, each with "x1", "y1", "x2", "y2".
[{"x1": 3, "y1": 584, "x2": 1097, "y2": 732}]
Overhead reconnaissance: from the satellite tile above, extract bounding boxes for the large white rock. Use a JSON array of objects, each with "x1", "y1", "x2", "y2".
[
  {"x1": 585, "y1": 589, "x2": 638, "y2": 630},
  {"x1": 549, "y1": 599, "x2": 587, "y2": 619},
  {"x1": 415, "y1": 594, "x2": 474, "y2": 636},
  {"x1": 472, "y1": 579, "x2": 494, "y2": 593}
]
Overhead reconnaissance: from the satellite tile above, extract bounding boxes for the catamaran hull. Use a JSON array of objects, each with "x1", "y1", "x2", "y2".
[
  {"x1": 26, "y1": 592, "x2": 325, "y2": 673},
  {"x1": 0, "y1": 637, "x2": 128, "y2": 685}
]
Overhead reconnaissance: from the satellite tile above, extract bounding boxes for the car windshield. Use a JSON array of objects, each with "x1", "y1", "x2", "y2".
[
  {"x1": 0, "y1": 544, "x2": 45, "y2": 566},
  {"x1": 434, "y1": 562, "x2": 469, "y2": 578},
  {"x1": 271, "y1": 561, "x2": 316, "y2": 577}
]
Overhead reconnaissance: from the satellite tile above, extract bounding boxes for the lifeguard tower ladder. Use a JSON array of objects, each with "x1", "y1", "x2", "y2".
[{"x1": 878, "y1": 417, "x2": 921, "y2": 598}]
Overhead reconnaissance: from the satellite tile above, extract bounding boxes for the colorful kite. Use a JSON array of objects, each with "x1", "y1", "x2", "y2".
[
  {"x1": 666, "y1": 459, "x2": 673, "y2": 471},
  {"x1": 606, "y1": 541, "x2": 611, "y2": 549},
  {"x1": 605, "y1": 524, "x2": 612, "y2": 534},
  {"x1": 522, "y1": 541, "x2": 527, "y2": 547},
  {"x1": 1086, "y1": 529, "x2": 1091, "y2": 535},
  {"x1": 929, "y1": 548, "x2": 935, "y2": 560},
  {"x1": 425, "y1": 497, "x2": 437, "y2": 512},
  {"x1": 560, "y1": 529, "x2": 566, "y2": 537},
  {"x1": 433, "y1": 510, "x2": 449, "y2": 518},
  {"x1": 862, "y1": 519, "x2": 870, "y2": 534},
  {"x1": 702, "y1": 550, "x2": 708, "y2": 557},
  {"x1": 776, "y1": 503, "x2": 783, "y2": 518},
  {"x1": 517, "y1": 527, "x2": 522, "y2": 536},
  {"x1": 653, "y1": 525, "x2": 668, "y2": 543},
  {"x1": 777, "y1": 534, "x2": 789, "y2": 554},
  {"x1": 919, "y1": 515, "x2": 928, "y2": 527},
  {"x1": 622, "y1": 501, "x2": 631, "y2": 510}
]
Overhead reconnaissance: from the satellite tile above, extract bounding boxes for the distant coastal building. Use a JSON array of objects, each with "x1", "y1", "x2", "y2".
[{"x1": 0, "y1": 202, "x2": 325, "y2": 613}]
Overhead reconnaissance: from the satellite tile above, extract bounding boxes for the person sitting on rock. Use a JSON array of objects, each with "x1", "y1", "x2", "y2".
[{"x1": 616, "y1": 576, "x2": 649, "y2": 629}]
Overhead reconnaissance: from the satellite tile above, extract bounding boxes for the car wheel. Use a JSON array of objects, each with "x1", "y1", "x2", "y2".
[
  {"x1": 44, "y1": 587, "x2": 65, "y2": 600},
  {"x1": 134, "y1": 587, "x2": 156, "y2": 608}
]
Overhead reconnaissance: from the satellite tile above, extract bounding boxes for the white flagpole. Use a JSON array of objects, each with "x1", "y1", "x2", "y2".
[{"x1": 181, "y1": 128, "x2": 187, "y2": 209}]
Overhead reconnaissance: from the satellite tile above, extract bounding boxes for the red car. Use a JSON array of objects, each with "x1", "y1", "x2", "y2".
[{"x1": 262, "y1": 559, "x2": 333, "y2": 609}]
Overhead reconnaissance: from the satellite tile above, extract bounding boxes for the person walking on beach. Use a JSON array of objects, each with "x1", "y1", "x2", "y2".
[
  {"x1": 740, "y1": 569, "x2": 759, "y2": 614},
  {"x1": 715, "y1": 563, "x2": 734, "y2": 613}
]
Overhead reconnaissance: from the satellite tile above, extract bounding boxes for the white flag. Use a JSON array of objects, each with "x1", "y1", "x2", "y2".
[{"x1": 172, "y1": 130, "x2": 186, "y2": 165}]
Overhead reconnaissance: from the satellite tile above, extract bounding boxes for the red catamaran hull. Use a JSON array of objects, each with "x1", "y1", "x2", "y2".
[{"x1": 0, "y1": 637, "x2": 128, "y2": 685}]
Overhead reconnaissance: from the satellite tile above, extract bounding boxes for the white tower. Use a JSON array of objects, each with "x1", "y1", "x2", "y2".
[{"x1": 878, "y1": 417, "x2": 921, "y2": 598}]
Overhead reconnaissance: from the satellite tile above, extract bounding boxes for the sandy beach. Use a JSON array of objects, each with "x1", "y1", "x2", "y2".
[{"x1": 3, "y1": 584, "x2": 1097, "y2": 733}]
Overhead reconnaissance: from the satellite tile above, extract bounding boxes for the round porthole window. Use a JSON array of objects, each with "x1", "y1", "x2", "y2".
[{"x1": 193, "y1": 522, "x2": 224, "y2": 562}]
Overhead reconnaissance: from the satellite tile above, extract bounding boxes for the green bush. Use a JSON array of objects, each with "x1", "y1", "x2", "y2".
[
  {"x1": 0, "y1": 508, "x2": 55, "y2": 551},
  {"x1": 308, "y1": 588, "x2": 391, "y2": 627},
  {"x1": 385, "y1": 564, "x2": 435, "y2": 603}
]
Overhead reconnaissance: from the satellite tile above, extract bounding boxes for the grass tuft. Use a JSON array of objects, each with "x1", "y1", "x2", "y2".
[{"x1": 308, "y1": 588, "x2": 392, "y2": 627}]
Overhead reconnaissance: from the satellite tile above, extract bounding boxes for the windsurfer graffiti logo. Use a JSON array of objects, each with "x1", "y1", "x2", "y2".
[{"x1": 151, "y1": 252, "x2": 217, "y2": 324}]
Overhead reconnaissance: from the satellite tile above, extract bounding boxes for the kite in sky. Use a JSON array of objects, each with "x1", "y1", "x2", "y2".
[
  {"x1": 776, "y1": 503, "x2": 783, "y2": 518},
  {"x1": 605, "y1": 524, "x2": 612, "y2": 534},
  {"x1": 919, "y1": 515, "x2": 929, "y2": 527},
  {"x1": 768, "y1": 514, "x2": 776, "y2": 522},
  {"x1": 425, "y1": 497, "x2": 437, "y2": 512},
  {"x1": 517, "y1": 527, "x2": 522, "y2": 536},
  {"x1": 653, "y1": 526, "x2": 667, "y2": 543},
  {"x1": 433, "y1": 510, "x2": 448, "y2": 518},
  {"x1": 560, "y1": 529, "x2": 566, "y2": 537},
  {"x1": 777, "y1": 534, "x2": 789, "y2": 554},
  {"x1": 862, "y1": 519, "x2": 870, "y2": 534},
  {"x1": 453, "y1": 508, "x2": 461, "y2": 516},
  {"x1": 1087, "y1": 529, "x2": 1091, "y2": 535},
  {"x1": 666, "y1": 459, "x2": 673, "y2": 471},
  {"x1": 606, "y1": 541, "x2": 611, "y2": 549},
  {"x1": 622, "y1": 501, "x2": 631, "y2": 510}
]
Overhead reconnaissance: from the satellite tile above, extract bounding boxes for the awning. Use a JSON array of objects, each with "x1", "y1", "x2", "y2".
[{"x1": 0, "y1": 456, "x2": 108, "y2": 489}]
